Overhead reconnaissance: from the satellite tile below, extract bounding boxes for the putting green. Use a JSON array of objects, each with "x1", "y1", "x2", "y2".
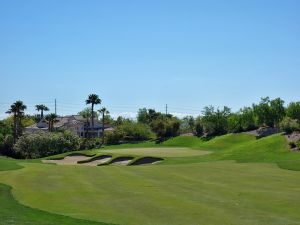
[
  {"x1": 1, "y1": 161, "x2": 300, "y2": 225},
  {"x1": 103, "y1": 147, "x2": 211, "y2": 157}
]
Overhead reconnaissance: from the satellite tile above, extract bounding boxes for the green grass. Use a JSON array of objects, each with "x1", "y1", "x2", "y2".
[
  {"x1": 0, "y1": 157, "x2": 23, "y2": 171},
  {"x1": 0, "y1": 184, "x2": 114, "y2": 225},
  {"x1": 1, "y1": 161, "x2": 300, "y2": 225},
  {"x1": 1, "y1": 133, "x2": 300, "y2": 225},
  {"x1": 103, "y1": 147, "x2": 210, "y2": 157}
]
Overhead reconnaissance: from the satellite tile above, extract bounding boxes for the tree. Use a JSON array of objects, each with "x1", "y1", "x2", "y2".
[
  {"x1": 46, "y1": 113, "x2": 58, "y2": 132},
  {"x1": 201, "y1": 106, "x2": 231, "y2": 136},
  {"x1": 137, "y1": 108, "x2": 160, "y2": 125},
  {"x1": 151, "y1": 117, "x2": 180, "y2": 139},
  {"x1": 78, "y1": 107, "x2": 99, "y2": 119},
  {"x1": 35, "y1": 104, "x2": 49, "y2": 119},
  {"x1": 270, "y1": 98, "x2": 285, "y2": 126},
  {"x1": 253, "y1": 97, "x2": 285, "y2": 127},
  {"x1": 98, "y1": 107, "x2": 110, "y2": 145},
  {"x1": 180, "y1": 116, "x2": 195, "y2": 133},
  {"x1": 6, "y1": 101, "x2": 27, "y2": 143},
  {"x1": 286, "y1": 102, "x2": 300, "y2": 122},
  {"x1": 86, "y1": 94, "x2": 101, "y2": 135}
]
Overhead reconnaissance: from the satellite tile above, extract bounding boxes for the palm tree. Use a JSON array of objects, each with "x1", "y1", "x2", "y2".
[
  {"x1": 86, "y1": 94, "x2": 101, "y2": 136},
  {"x1": 46, "y1": 113, "x2": 58, "y2": 132},
  {"x1": 6, "y1": 101, "x2": 27, "y2": 143},
  {"x1": 35, "y1": 104, "x2": 49, "y2": 119},
  {"x1": 98, "y1": 107, "x2": 109, "y2": 145}
]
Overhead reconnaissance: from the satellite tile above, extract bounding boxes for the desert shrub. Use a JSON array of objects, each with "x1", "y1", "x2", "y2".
[
  {"x1": 279, "y1": 117, "x2": 300, "y2": 134},
  {"x1": 14, "y1": 131, "x2": 80, "y2": 159}
]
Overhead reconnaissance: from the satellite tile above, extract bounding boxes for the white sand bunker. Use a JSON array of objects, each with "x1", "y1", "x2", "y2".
[
  {"x1": 43, "y1": 155, "x2": 91, "y2": 165},
  {"x1": 80, "y1": 155, "x2": 112, "y2": 166},
  {"x1": 109, "y1": 157, "x2": 134, "y2": 166}
]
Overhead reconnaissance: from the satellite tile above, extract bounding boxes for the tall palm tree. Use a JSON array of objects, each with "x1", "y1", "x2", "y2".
[
  {"x1": 35, "y1": 104, "x2": 49, "y2": 119},
  {"x1": 86, "y1": 94, "x2": 101, "y2": 136},
  {"x1": 46, "y1": 113, "x2": 58, "y2": 132},
  {"x1": 6, "y1": 101, "x2": 27, "y2": 143},
  {"x1": 98, "y1": 107, "x2": 109, "y2": 145}
]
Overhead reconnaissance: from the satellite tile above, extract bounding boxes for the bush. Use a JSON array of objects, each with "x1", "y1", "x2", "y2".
[
  {"x1": 80, "y1": 138, "x2": 101, "y2": 150},
  {"x1": 14, "y1": 131, "x2": 80, "y2": 159},
  {"x1": 279, "y1": 117, "x2": 300, "y2": 134},
  {"x1": 105, "y1": 130, "x2": 124, "y2": 145},
  {"x1": 297, "y1": 140, "x2": 300, "y2": 149},
  {"x1": 118, "y1": 122, "x2": 155, "y2": 141},
  {"x1": 195, "y1": 120, "x2": 204, "y2": 137},
  {"x1": 151, "y1": 118, "x2": 180, "y2": 139}
]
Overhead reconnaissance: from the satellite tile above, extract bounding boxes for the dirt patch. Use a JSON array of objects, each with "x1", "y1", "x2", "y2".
[
  {"x1": 130, "y1": 157, "x2": 164, "y2": 166},
  {"x1": 42, "y1": 156, "x2": 91, "y2": 165},
  {"x1": 80, "y1": 155, "x2": 112, "y2": 166},
  {"x1": 109, "y1": 157, "x2": 134, "y2": 166}
]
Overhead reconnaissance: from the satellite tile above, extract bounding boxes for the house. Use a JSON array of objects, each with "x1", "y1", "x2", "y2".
[{"x1": 25, "y1": 115, "x2": 113, "y2": 138}]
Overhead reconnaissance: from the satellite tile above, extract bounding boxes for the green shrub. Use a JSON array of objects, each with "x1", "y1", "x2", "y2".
[
  {"x1": 296, "y1": 140, "x2": 300, "y2": 149},
  {"x1": 80, "y1": 138, "x2": 101, "y2": 150},
  {"x1": 151, "y1": 118, "x2": 180, "y2": 139},
  {"x1": 105, "y1": 130, "x2": 124, "y2": 145},
  {"x1": 195, "y1": 120, "x2": 203, "y2": 137},
  {"x1": 118, "y1": 122, "x2": 155, "y2": 141},
  {"x1": 279, "y1": 117, "x2": 300, "y2": 134},
  {"x1": 14, "y1": 131, "x2": 80, "y2": 159}
]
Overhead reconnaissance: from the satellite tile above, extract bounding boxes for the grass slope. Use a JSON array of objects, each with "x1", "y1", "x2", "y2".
[{"x1": 161, "y1": 134, "x2": 300, "y2": 171}]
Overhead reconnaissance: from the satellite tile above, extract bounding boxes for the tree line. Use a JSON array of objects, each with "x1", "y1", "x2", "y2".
[{"x1": 1, "y1": 96, "x2": 300, "y2": 158}]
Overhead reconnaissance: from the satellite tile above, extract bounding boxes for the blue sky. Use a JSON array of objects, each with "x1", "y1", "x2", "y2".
[{"x1": 0, "y1": 0, "x2": 299, "y2": 118}]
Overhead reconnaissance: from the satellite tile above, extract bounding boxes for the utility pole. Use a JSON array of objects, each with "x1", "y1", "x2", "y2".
[
  {"x1": 55, "y1": 99, "x2": 57, "y2": 115},
  {"x1": 165, "y1": 104, "x2": 168, "y2": 115}
]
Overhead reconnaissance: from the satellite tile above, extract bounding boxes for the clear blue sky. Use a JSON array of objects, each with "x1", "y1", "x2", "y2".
[{"x1": 0, "y1": 0, "x2": 299, "y2": 118}]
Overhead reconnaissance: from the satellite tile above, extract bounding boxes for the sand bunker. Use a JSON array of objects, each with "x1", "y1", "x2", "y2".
[
  {"x1": 130, "y1": 157, "x2": 163, "y2": 166},
  {"x1": 80, "y1": 155, "x2": 112, "y2": 166},
  {"x1": 109, "y1": 157, "x2": 134, "y2": 166},
  {"x1": 43, "y1": 155, "x2": 91, "y2": 165}
]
